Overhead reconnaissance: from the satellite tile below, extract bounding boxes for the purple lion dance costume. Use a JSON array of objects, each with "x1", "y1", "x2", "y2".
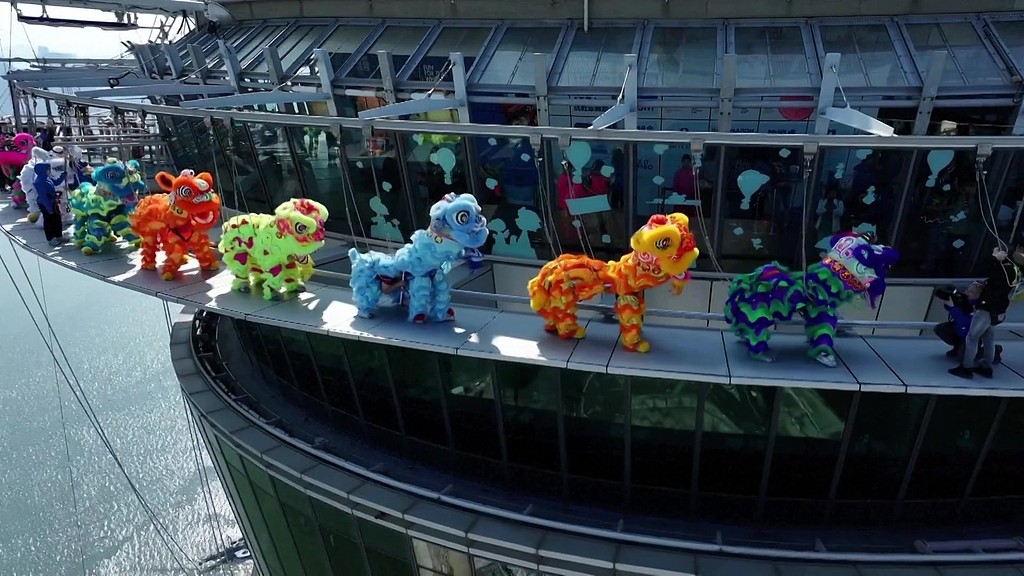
[{"x1": 724, "y1": 232, "x2": 899, "y2": 367}]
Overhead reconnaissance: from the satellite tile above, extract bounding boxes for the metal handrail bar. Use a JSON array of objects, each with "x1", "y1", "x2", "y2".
[
  {"x1": 17, "y1": 86, "x2": 1024, "y2": 149},
  {"x1": 310, "y1": 268, "x2": 1023, "y2": 331}
]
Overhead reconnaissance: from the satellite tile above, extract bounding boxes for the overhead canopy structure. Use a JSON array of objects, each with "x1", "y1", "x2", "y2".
[{"x1": 10, "y1": 0, "x2": 231, "y2": 20}]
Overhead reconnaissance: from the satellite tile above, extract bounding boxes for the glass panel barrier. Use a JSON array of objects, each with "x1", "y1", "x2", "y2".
[
  {"x1": 341, "y1": 127, "x2": 413, "y2": 243},
  {"x1": 995, "y1": 150, "x2": 1024, "y2": 250},
  {"x1": 635, "y1": 140, "x2": 718, "y2": 271},
  {"x1": 550, "y1": 139, "x2": 629, "y2": 258},
  {"x1": 718, "y1": 145, "x2": 806, "y2": 272},
  {"x1": 476, "y1": 27, "x2": 562, "y2": 86},
  {"x1": 249, "y1": 122, "x2": 307, "y2": 207},
  {"x1": 253, "y1": 25, "x2": 318, "y2": 73},
  {"x1": 811, "y1": 147, "x2": 911, "y2": 256},
  {"x1": 343, "y1": 339, "x2": 401, "y2": 436},
  {"x1": 894, "y1": 148, "x2": 1007, "y2": 277},
  {"x1": 474, "y1": 134, "x2": 551, "y2": 260},
  {"x1": 643, "y1": 26, "x2": 719, "y2": 88},
  {"x1": 403, "y1": 131, "x2": 470, "y2": 230},
  {"x1": 283, "y1": 119, "x2": 350, "y2": 235}
]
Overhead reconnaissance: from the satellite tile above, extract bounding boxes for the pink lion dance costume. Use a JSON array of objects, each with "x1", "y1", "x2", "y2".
[{"x1": 0, "y1": 133, "x2": 36, "y2": 208}]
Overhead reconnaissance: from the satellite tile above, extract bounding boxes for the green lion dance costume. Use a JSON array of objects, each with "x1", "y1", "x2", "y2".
[
  {"x1": 218, "y1": 198, "x2": 329, "y2": 300},
  {"x1": 724, "y1": 233, "x2": 899, "y2": 367},
  {"x1": 70, "y1": 158, "x2": 146, "y2": 254}
]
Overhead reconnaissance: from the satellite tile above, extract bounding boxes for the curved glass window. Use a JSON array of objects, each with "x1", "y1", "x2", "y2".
[
  {"x1": 320, "y1": 25, "x2": 376, "y2": 73},
  {"x1": 408, "y1": 27, "x2": 492, "y2": 82},
  {"x1": 643, "y1": 26, "x2": 719, "y2": 88},
  {"x1": 818, "y1": 24, "x2": 907, "y2": 87},
  {"x1": 476, "y1": 27, "x2": 562, "y2": 86},
  {"x1": 734, "y1": 26, "x2": 812, "y2": 87},
  {"x1": 905, "y1": 22, "x2": 1007, "y2": 86},
  {"x1": 556, "y1": 26, "x2": 639, "y2": 87},
  {"x1": 347, "y1": 26, "x2": 431, "y2": 80}
]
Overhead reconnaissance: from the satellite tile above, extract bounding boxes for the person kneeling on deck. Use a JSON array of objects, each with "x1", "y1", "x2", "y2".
[
  {"x1": 949, "y1": 247, "x2": 1018, "y2": 379},
  {"x1": 933, "y1": 286, "x2": 1001, "y2": 365}
]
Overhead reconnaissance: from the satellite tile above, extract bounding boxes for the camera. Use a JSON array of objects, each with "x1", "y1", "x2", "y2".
[{"x1": 934, "y1": 287, "x2": 954, "y2": 301}]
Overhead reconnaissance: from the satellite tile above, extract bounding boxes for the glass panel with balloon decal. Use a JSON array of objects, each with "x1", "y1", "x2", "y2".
[
  {"x1": 894, "y1": 147, "x2": 1011, "y2": 277},
  {"x1": 717, "y1": 145, "x2": 807, "y2": 272},
  {"x1": 474, "y1": 132, "x2": 553, "y2": 262},
  {"x1": 809, "y1": 146, "x2": 912, "y2": 259},
  {"x1": 339, "y1": 127, "x2": 414, "y2": 243},
  {"x1": 402, "y1": 132, "x2": 470, "y2": 229},
  {"x1": 547, "y1": 138, "x2": 629, "y2": 258}
]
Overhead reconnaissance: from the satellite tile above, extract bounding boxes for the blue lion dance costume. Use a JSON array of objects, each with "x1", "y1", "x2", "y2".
[
  {"x1": 70, "y1": 158, "x2": 146, "y2": 254},
  {"x1": 724, "y1": 233, "x2": 899, "y2": 367},
  {"x1": 349, "y1": 192, "x2": 489, "y2": 323}
]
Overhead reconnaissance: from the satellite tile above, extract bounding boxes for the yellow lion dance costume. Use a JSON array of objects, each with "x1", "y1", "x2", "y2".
[{"x1": 528, "y1": 213, "x2": 699, "y2": 353}]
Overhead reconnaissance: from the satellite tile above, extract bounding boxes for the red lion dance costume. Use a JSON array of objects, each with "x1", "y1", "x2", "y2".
[
  {"x1": 528, "y1": 213, "x2": 700, "y2": 352},
  {"x1": 129, "y1": 170, "x2": 222, "y2": 280}
]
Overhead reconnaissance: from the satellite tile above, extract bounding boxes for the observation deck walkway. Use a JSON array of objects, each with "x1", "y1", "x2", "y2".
[{"x1": 3, "y1": 199, "x2": 1024, "y2": 398}]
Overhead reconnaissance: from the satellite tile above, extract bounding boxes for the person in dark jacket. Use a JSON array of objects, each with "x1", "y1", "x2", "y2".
[
  {"x1": 33, "y1": 161, "x2": 66, "y2": 246},
  {"x1": 950, "y1": 247, "x2": 1017, "y2": 379},
  {"x1": 933, "y1": 287, "x2": 1001, "y2": 364}
]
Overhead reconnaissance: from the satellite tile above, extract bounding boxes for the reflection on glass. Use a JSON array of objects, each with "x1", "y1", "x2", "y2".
[
  {"x1": 320, "y1": 25, "x2": 375, "y2": 74},
  {"x1": 557, "y1": 27, "x2": 636, "y2": 87},
  {"x1": 241, "y1": 457, "x2": 306, "y2": 575},
  {"x1": 358, "y1": 517, "x2": 415, "y2": 576},
  {"x1": 905, "y1": 396, "x2": 1000, "y2": 500},
  {"x1": 218, "y1": 121, "x2": 273, "y2": 212},
  {"x1": 896, "y1": 149, "x2": 1004, "y2": 277},
  {"x1": 249, "y1": 25, "x2": 316, "y2": 72},
  {"x1": 473, "y1": 557, "x2": 540, "y2": 576},
  {"x1": 409, "y1": 27, "x2": 492, "y2": 81},
  {"x1": 286, "y1": 105, "x2": 349, "y2": 234},
  {"x1": 347, "y1": 26, "x2": 430, "y2": 79},
  {"x1": 477, "y1": 27, "x2": 561, "y2": 86},
  {"x1": 272, "y1": 476, "x2": 334, "y2": 576},
  {"x1": 232, "y1": 26, "x2": 285, "y2": 68},
  {"x1": 719, "y1": 146, "x2": 805, "y2": 272},
  {"x1": 221, "y1": 449, "x2": 286, "y2": 575},
  {"x1": 552, "y1": 140, "x2": 627, "y2": 256},
  {"x1": 819, "y1": 25, "x2": 906, "y2": 87},
  {"x1": 306, "y1": 332, "x2": 361, "y2": 434},
  {"x1": 643, "y1": 27, "x2": 718, "y2": 88},
  {"x1": 973, "y1": 398, "x2": 1024, "y2": 498},
  {"x1": 734, "y1": 26, "x2": 811, "y2": 87},
  {"x1": 995, "y1": 152, "x2": 1024, "y2": 251},
  {"x1": 403, "y1": 133, "x2": 469, "y2": 229},
  {"x1": 630, "y1": 377, "x2": 699, "y2": 510},
  {"x1": 439, "y1": 355, "x2": 501, "y2": 461},
  {"x1": 635, "y1": 142, "x2": 717, "y2": 270},
  {"x1": 388, "y1": 348, "x2": 447, "y2": 447},
  {"x1": 562, "y1": 372, "x2": 625, "y2": 484},
  {"x1": 497, "y1": 362, "x2": 560, "y2": 478},
  {"x1": 343, "y1": 339, "x2": 400, "y2": 433},
  {"x1": 256, "y1": 324, "x2": 294, "y2": 384},
  {"x1": 310, "y1": 496, "x2": 370, "y2": 576},
  {"x1": 341, "y1": 127, "x2": 412, "y2": 242},
  {"x1": 906, "y1": 22, "x2": 1005, "y2": 86},
  {"x1": 276, "y1": 328, "x2": 324, "y2": 402},
  {"x1": 837, "y1": 393, "x2": 928, "y2": 501},
  {"x1": 700, "y1": 384, "x2": 773, "y2": 496},
  {"x1": 768, "y1": 389, "x2": 852, "y2": 501},
  {"x1": 249, "y1": 123, "x2": 305, "y2": 207},
  {"x1": 413, "y1": 539, "x2": 473, "y2": 576}
]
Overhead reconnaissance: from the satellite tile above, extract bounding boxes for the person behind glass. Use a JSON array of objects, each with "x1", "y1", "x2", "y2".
[
  {"x1": 949, "y1": 246, "x2": 1017, "y2": 379},
  {"x1": 672, "y1": 154, "x2": 696, "y2": 201},
  {"x1": 33, "y1": 161, "x2": 67, "y2": 246},
  {"x1": 933, "y1": 286, "x2": 1002, "y2": 365}
]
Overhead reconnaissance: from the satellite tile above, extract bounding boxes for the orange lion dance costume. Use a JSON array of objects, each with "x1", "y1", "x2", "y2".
[
  {"x1": 528, "y1": 213, "x2": 700, "y2": 353},
  {"x1": 129, "y1": 169, "x2": 222, "y2": 280}
]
